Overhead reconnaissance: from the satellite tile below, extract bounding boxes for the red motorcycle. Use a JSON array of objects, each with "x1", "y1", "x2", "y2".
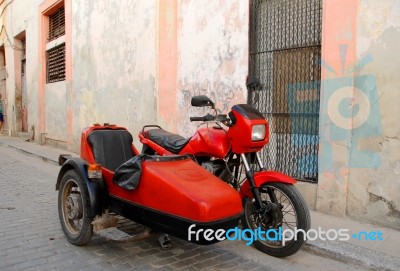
[{"x1": 139, "y1": 95, "x2": 310, "y2": 257}]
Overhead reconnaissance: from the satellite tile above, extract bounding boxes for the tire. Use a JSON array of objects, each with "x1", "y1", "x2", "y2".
[
  {"x1": 242, "y1": 182, "x2": 310, "y2": 257},
  {"x1": 58, "y1": 170, "x2": 93, "y2": 245}
]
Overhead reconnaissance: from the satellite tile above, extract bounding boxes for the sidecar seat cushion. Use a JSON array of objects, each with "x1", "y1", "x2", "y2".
[
  {"x1": 88, "y1": 129, "x2": 135, "y2": 171},
  {"x1": 147, "y1": 129, "x2": 190, "y2": 154}
]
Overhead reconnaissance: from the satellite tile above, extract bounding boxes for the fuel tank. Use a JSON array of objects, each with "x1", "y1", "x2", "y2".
[{"x1": 180, "y1": 126, "x2": 231, "y2": 158}]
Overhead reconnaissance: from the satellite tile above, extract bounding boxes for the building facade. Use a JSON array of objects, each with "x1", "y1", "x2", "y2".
[{"x1": 0, "y1": 0, "x2": 399, "y2": 229}]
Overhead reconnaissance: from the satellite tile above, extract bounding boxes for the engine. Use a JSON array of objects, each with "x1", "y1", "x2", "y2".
[{"x1": 201, "y1": 160, "x2": 234, "y2": 184}]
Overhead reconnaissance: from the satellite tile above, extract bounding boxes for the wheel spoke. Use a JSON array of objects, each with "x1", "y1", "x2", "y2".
[
  {"x1": 61, "y1": 179, "x2": 84, "y2": 235},
  {"x1": 58, "y1": 171, "x2": 93, "y2": 246},
  {"x1": 244, "y1": 184, "x2": 303, "y2": 248}
]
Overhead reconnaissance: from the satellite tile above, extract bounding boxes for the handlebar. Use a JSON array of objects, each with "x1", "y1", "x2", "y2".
[
  {"x1": 190, "y1": 114, "x2": 215, "y2": 122},
  {"x1": 190, "y1": 114, "x2": 230, "y2": 124},
  {"x1": 190, "y1": 116, "x2": 207, "y2": 122}
]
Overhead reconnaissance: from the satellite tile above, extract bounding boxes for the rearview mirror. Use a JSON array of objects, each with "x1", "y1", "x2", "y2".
[{"x1": 191, "y1": 95, "x2": 215, "y2": 108}]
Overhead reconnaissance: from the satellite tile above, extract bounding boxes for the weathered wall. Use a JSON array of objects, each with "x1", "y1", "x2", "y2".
[
  {"x1": 346, "y1": 0, "x2": 400, "y2": 228},
  {"x1": 4, "y1": 0, "x2": 249, "y2": 149},
  {"x1": 316, "y1": 0, "x2": 400, "y2": 229},
  {"x1": 316, "y1": 0, "x2": 358, "y2": 217},
  {"x1": 27, "y1": 2, "x2": 39, "y2": 137},
  {"x1": 72, "y1": 0, "x2": 157, "y2": 150},
  {"x1": 2, "y1": 0, "x2": 42, "y2": 137},
  {"x1": 44, "y1": 81, "x2": 67, "y2": 141},
  {"x1": 177, "y1": 0, "x2": 249, "y2": 136}
]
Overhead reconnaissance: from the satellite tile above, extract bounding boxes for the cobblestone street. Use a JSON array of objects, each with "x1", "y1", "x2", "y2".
[{"x1": 0, "y1": 144, "x2": 365, "y2": 271}]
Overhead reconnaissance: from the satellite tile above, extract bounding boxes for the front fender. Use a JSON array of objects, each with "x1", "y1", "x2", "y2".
[
  {"x1": 56, "y1": 157, "x2": 106, "y2": 218},
  {"x1": 240, "y1": 171, "x2": 296, "y2": 199}
]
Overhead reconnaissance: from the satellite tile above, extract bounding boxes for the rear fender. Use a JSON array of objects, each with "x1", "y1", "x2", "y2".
[
  {"x1": 240, "y1": 171, "x2": 296, "y2": 199},
  {"x1": 56, "y1": 157, "x2": 107, "y2": 218}
]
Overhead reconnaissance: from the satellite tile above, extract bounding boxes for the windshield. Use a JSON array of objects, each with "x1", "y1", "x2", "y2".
[{"x1": 231, "y1": 104, "x2": 264, "y2": 120}]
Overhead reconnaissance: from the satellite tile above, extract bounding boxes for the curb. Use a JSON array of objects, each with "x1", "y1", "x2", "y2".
[
  {"x1": 304, "y1": 239, "x2": 400, "y2": 271},
  {"x1": 0, "y1": 140, "x2": 59, "y2": 165}
]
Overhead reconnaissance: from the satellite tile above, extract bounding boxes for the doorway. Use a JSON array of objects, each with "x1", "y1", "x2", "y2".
[{"x1": 248, "y1": 0, "x2": 322, "y2": 182}]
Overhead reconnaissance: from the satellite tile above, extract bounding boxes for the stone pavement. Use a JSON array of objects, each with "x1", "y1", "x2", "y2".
[{"x1": 1, "y1": 135, "x2": 400, "y2": 271}]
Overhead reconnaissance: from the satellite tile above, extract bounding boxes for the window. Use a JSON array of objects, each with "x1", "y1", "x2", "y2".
[
  {"x1": 49, "y1": 7, "x2": 65, "y2": 41},
  {"x1": 47, "y1": 44, "x2": 65, "y2": 83},
  {"x1": 46, "y1": 6, "x2": 65, "y2": 83}
]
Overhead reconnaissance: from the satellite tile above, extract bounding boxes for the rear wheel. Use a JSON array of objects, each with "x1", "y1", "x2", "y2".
[
  {"x1": 242, "y1": 182, "x2": 310, "y2": 257},
  {"x1": 58, "y1": 170, "x2": 93, "y2": 245}
]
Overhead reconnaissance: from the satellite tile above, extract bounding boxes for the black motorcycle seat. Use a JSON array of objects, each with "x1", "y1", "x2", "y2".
[
  {"x1": 88, "y1": 129, "x2": 135, "y2": 171},
  {"x1": 147, "y1": 129, "x2": 190, "y2": 154}
]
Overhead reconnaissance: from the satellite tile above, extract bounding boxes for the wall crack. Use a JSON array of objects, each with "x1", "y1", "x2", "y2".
[{"x1": 368, "y1": 192, "x2": 400, "y2": 219}]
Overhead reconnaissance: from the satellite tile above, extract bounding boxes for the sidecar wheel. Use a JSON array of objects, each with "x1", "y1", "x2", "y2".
[
  {"x1": 58, "y1": 170, "x2": 93, "y2": 245},
  {"x1": 242, "y1": 182, "x2": 310, "y2": 258}
]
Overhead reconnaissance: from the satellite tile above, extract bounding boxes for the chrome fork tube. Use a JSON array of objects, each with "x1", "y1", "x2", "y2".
[
  {"x1": 255, "y1": 153, "x2": 265, "y2": 170},
  {"x1": 241, "y1": 154, "x2": 263, "y2": 209},
  {"x1": 241, "y1": 153, "x2": 251, "y2": 172}
]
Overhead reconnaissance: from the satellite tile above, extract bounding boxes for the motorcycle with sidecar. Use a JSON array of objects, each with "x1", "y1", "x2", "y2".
[
  {"x1": 138, "y1": 95, "x2": 311, "y2": 257},
  {"x1": 56, "y1": 124, "x2": 243, "y2": 247}
]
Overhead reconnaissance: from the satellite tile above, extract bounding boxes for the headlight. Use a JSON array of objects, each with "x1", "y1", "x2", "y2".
[{"x1": 252, "y1": 124, "x2": 266, "y2": 141}]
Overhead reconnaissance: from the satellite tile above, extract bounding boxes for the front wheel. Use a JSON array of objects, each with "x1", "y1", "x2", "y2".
[
  {"x1": 242, "y1": 182, "x2": 310, "y2": 257},
  {"x1": 58, "y1": 170, "x2": 93, "y2": 245}
]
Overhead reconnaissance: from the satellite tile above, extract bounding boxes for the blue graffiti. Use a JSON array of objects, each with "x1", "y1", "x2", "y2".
[{"x1": 286, "y1": 72, "x2": 382, "y2": 173}]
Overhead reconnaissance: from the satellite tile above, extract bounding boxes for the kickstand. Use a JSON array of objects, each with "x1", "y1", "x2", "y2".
[{"x1": 158, "y1": 234, "x2": 172, "y2": 250}]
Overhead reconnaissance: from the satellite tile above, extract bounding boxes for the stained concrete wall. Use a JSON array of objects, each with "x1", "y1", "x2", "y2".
[
  {"x1": 346, "y1": 0, "x2": 400, "y2": 228},
  {"x1": 72, "y1": 0, "x2": 157, "y2": 150},
  {"x1": 316, "y1": 0, "x2": 400, "y2": 229},
  {"x1": 1, "y1": 0, "x2": 41, "y2": 138},
  {"x1": 176, "y1": 0, "x2": 249, "y2": 136},
  {"x1": 44, "y1": 82, "x2": 68, "y2": 142},
  {"x1": 316, "y1": 0, "x2": 358, "y2": 218}
]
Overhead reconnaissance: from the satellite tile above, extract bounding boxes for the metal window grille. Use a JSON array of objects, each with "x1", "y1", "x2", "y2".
[
  {"x1": 49, "y1": 7, "x2": 65, "y2": 41},
  {"x1": 248, "y1": 0, "x2": 322, "y2": 182},
  {"x1": 47, "y1": 44, "x2": 65, "y2": 83}
]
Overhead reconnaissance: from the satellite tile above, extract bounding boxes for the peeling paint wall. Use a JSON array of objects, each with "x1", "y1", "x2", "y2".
[
  {"x1": 72, "y1": 0, "x2": 157, "y2": 150},
  {"x1": 316, "y1": 0, "x2": 358, "y2": 217},
  {"x1": 1, "y1": 0, "x2": 41, "y2": 137},
  {"x1": 316, "y1": 0, "x2": 400, "y2": 229},
  {"x1": 346, "y1": 0, "x2": 400, "y2": 228},
  {"x1": 177, "y1": 0, "x2": 249, "y2": 136}
]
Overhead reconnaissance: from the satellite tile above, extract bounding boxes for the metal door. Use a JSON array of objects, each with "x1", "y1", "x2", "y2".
[{"x1": 248, "y1": 0, "x2": 322, "y2": 182}]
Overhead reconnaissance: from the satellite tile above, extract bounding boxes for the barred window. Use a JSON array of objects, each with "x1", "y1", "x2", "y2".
[
  {"x1": 49, "y1": 7, "x2": 65, "y2": 41},
  {"x1": 47, "y1": 44, "x2": 65, "y2": 83},
  {"x1": 46, "y1": 6, "x2": 65, "y2": 83}
]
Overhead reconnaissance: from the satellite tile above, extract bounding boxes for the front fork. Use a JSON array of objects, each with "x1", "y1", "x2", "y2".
[{"x1": 240, "y1": 153, "x2": 268, "y2": 210}]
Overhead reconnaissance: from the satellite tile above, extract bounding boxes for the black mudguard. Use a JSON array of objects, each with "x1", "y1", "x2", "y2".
[{"x1": 56, "y1": 157, "x2": 107, "y2": 218}]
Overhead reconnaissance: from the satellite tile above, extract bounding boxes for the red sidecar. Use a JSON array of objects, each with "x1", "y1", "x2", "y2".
[{"x1": 56, "y1": 124, "x2": 242, "y2": 246}]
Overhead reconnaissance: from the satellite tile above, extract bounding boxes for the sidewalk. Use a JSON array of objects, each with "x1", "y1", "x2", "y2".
[
  {"x1": 0, "y1": 134, "x2": 75, "y2": 165},
  {"x1": 1, "y1": 134, "x2": 400, "y2": 270}
]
